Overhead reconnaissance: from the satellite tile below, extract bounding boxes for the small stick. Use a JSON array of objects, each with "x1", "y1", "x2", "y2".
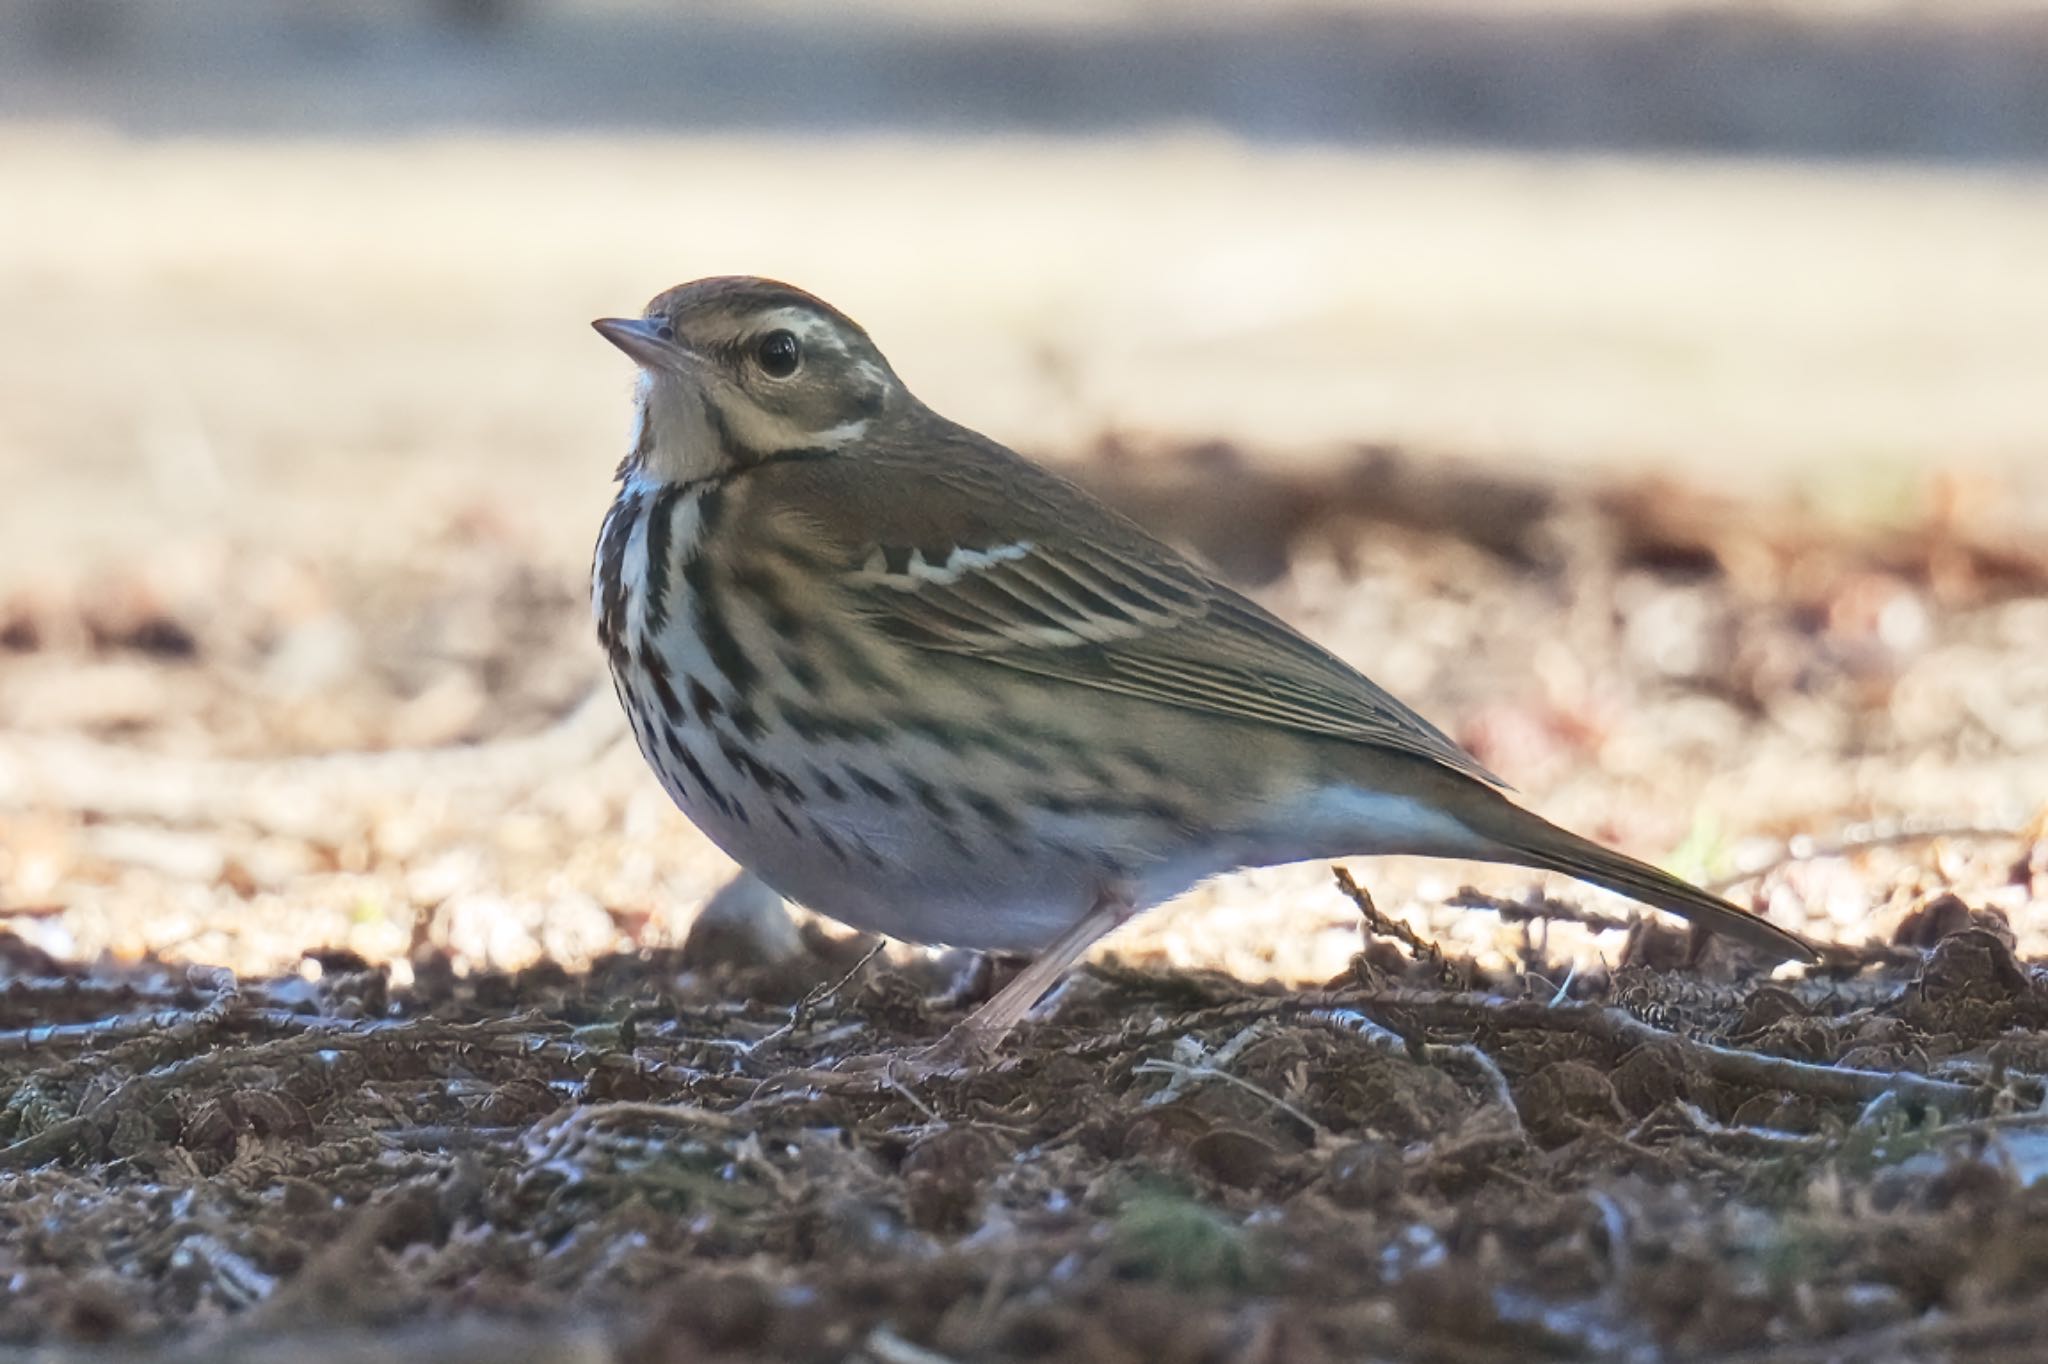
[
  {"x1": 1333, "y1": 866, "x2": 1445, "y2": 964},
  {"x1": 1132, "y1": 1056, "x2": 1328, "y2": 1140},
  {"x1": 1357, "y1": 989, "x2": 2013, "y2": 1114},
  {"x1": 744, "y1": 938, "x2": 889, "y2": 1060}
]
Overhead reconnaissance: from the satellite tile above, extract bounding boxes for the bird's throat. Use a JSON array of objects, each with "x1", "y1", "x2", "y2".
[{"x1": 631, "y1": 376, "x2": 729, "y2": 486}]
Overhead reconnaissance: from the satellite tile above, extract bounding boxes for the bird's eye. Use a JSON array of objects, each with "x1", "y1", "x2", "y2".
[{"x1": 755, "y1": 329, "x2": 801, "y2": 378}]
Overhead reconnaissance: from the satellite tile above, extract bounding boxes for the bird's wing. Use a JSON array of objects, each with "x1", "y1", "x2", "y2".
[{"x1": 760, "y1": 429, "x2": 1506, "y2": 788}]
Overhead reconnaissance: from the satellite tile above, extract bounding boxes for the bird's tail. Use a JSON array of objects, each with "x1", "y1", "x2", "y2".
[{"x1": 1457, "y1": 794, "x2": 1818, "y2": 963}]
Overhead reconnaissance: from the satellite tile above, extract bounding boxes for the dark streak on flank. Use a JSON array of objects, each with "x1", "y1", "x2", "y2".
[
  {"x1": 719, "y1": 734, "x2": 768, "y2": 790},
  {"x1": 1032, "y1": 790, "x2": 1183, "y2": 825},
  {"x1": 783, "y1": 701, "x2": 887, "y2": 745},
  {"x1": 733, "y1": 561, "x2": 804, "y2": 641},
  {"x1": 593, "y1": 490, "x2": 642, "y2": 669},
  {"x1": 643, "y1": 653, "x2": 684, "y2": 723},
  {"x1": 851, "y1": 831, "x2": 888, "y2": 868},
  {"x1": 809, "y1": 819, "x2": 850, "y2": 865},
  {"x1": 728, "y1": 703, "x2": 767, "y2": 743},
  {"x1": 974, "y1": 718, "x2": 1053, "y2": 774},
  {"x1": 687, "y1": 676, "x2": 722, "y2": 723},
  {"x1": 818, "y1": 625, "x2": 894, "y2": 690},
  {"x1": 962, "y1": 790, "x2": 1023, "y2": 835},
  {"x1": 671, "y1": 743, "x2": 731, "y2": 819},
  {"x1": 639, "y1": 484, "x2": 682, "y2": 635},
  {"x1": 845, "y1": 766, "x2": 900, "y2": 806},
  {"x1": 719, "y1": 732, "x2": 803, "y2": 802},
  {"x1": 807, "y1": 765, "x2": 848, "y2": 801},
  {"x1": 694, "y1": 484, "x2": 725, "y2": 534},
  {"x1": 781, "y1": 649, "x2": 825, "y2": 693},
  {"x1": 900, "y1": 770, "x2": 953, "y2": 822},
  {"x1": 1120, "y1": 745, "x2": 1169, "y2": 779},
  {"x1": 682, "y1": 485, "x2": 759, "y2": 696},
  {"x1": 781, "y1": 705, "x2": 823, "y2": 744},
  {"x1": 685, "y1": 560, "x2": 757, "y2": 697},
  {"x1": 896, "y1": 712, "x2": 969, "y2": 756}
]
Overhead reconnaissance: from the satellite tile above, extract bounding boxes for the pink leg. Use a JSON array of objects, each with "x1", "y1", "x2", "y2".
[{"x1": 926, "y1": 888, "x2": 1133, "y2": 1062}]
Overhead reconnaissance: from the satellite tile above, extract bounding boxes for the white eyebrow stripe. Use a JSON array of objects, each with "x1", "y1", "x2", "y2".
[{"x1": 762, "y1": 307, "x2": 849, "y2": 352}]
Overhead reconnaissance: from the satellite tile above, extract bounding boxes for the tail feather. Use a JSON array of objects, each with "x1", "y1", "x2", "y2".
[{"x1": 1465, "y1": 804, "x2": 1817, "y2": 963}]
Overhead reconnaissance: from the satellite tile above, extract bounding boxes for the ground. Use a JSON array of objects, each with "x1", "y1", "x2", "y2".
[
  {"x1": 4, "y1": 442, "x2": 2047, "y2": 1362},
  {"x1": 4, "y1": 129, "x2": 2048, "y2": 1361}
]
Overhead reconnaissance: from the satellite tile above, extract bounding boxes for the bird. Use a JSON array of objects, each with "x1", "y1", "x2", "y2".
[{"x1": 590, "y1": 276, "x2": 1817, "y2": 1059}]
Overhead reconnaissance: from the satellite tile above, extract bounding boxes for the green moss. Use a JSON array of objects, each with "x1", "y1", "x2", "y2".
[{"x1": 1110, "y1": 1186, "x2": 1264, "y2": 1291}]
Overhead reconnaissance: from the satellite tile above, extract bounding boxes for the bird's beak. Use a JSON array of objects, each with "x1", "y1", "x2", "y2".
[{"x1": 592, "y1": 317, "x2": 691, "y2": 371}]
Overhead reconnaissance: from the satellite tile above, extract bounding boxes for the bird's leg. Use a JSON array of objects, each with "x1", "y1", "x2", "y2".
[
  {"x1": 807, "y1": 888, "x2": 1133, "y2": 1087},
  {"x1": 920, "y1": 886, "x2": 1134, "y2": 1067}
]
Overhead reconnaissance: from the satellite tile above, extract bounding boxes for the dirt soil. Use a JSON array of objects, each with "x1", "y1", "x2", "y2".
[{"x1": 3, "y1": 445, "x2": 2048, "y2": 1361}]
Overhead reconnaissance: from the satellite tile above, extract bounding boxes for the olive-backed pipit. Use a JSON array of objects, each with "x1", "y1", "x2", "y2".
[{"x1": 592, "y1": 277, "x2": 1817, "y2": 1052}]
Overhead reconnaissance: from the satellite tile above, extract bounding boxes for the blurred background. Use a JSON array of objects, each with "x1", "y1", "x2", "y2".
[{"x1": 2, "y1": 0, "x2": 2045, "y2": 983}]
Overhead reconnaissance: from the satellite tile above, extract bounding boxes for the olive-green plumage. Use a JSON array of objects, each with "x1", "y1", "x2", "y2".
[{"x1": 592, "y1": 276, "x2": 1816, "y2": 1048}]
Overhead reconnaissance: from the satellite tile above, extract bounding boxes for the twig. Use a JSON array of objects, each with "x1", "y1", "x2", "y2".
[
  {"x1": 1333, "y1": 866, "x2": 1446, "y2": 965},
  {"x1": 0, "y1": 965, "x2": 238, "y2": 1060},
  {"x1": 1356, "y1": 989, "x2": 2015, "y2": 1114},
  {"x1": 0, "y1": 1005, "x2": 246, "y2": 1055},
  {"x1": 1142, "y1": 1021, "x2": 1271, "y2": 1109},
  {"x1": 1132, "y1": 1057, "x2": 1328, "y2": 1140},
  {"x1": 521, "y1": 1098, "x2": 749, "y2": 1170},
  {"x1": 1305, "y1": 1007, "x2": 1525, "y2": 1139},
  {"x1": 1630, "y1": 1099, "x2": 1832, "y2": 1156},
  {"x1": 16, "y1": 966, "x2": 242, "y2": 1097},
  {"x1": 0, "y1": 1115, "x2": 95, "y2": 1171},
  {"x1": 1448, "y1": 885, "x2": 1636, "y2": 935},
  {"x1": 377, "y1": 1124, "x2": 524, "y2": 1152},
  {"x1": 743, "y1": 938, "x2": 888, "y2": 1061}
]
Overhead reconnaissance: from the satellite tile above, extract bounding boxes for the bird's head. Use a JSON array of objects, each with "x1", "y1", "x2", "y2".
[{"x1": 594, "y1": 276, "x2": 905, "y2": 485}]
